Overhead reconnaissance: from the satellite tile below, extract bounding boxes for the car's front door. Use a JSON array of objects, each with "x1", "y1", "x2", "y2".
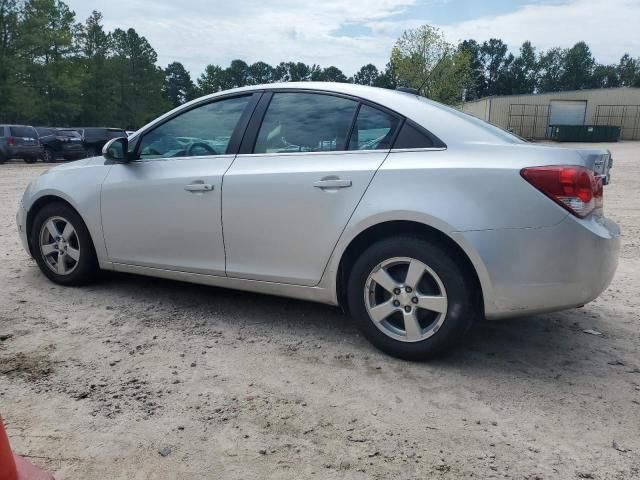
[
  {"x1": 222, "y1": 92, "x2": 402, "y2": 286},
  {"x1": 101, "y1": 93, "x2": 257, "y2": 275}
]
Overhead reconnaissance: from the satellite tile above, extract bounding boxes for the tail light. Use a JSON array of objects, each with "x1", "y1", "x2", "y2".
[
  {"x1": 521, "y1": 166, "x2": 603, "y2": 218},
  {"x1": 7, "y1": 137, "x2": 14, "y2": 147}
]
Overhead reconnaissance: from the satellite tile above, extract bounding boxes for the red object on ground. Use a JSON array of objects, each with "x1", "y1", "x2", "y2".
[{"x1": 0, "y1": 417, "x2": 54, "y2": 480}]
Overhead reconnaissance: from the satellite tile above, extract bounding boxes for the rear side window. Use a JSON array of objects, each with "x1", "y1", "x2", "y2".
[
  {"x1": 393, "y1": 123, "x2": 436, "y2": 149},
  {"x1": 348, "y1": 105, "x2": 400, "y2": 151},
  {"x1": 254, "y1": 93, "x2": 357, "y2": 153},
  {"x1": 10, "y1": 126, "x2": 37, "y2": 137}
]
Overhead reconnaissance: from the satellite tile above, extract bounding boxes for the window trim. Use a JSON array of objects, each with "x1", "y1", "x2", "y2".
[
  {"x1": 131, "y1": 91, "x2": 262, "y2": 161},
  {"x1": 239, "y1": 88, "x2": 413, "y2": 156}
]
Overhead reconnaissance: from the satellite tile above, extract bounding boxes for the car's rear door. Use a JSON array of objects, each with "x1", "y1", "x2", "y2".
[
  {"x1": 101, "y1": 93, "x2": 259, "y2": 275},
  {"x1": 222, "y1": 91, "x2": 402, "y2": 286}
]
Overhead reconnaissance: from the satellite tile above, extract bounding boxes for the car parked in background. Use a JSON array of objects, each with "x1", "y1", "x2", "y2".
[
  {"x1": 75, "y1": 127, "x2": 128, "y2": 157},
  {"x1": 16, "y1": 83, "x2": 620, "y2": 359},
  {"x1": 0, "y1": 125, "x2": 42, "y2": 164},
  {"x1": 36, "y1": 127, "x2": 86, "y2": 163}
]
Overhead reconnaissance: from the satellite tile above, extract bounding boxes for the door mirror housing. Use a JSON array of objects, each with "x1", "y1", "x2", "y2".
[{"x1": 103, "y1": 137, "x2": 130, "y2": 163}]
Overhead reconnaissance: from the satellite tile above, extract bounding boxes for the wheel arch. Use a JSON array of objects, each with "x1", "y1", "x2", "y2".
[
  {"x1": 26, "y1": 195, "x2": 97, "y2": 258},
  {"x1": 335, "y1": 219, "x2": 488, "y2": 318}
]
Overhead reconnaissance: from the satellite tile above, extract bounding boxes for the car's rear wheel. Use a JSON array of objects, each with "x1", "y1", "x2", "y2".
[
  {"x1": 43, "y1": 148, "x2": 54, "y2": 163},
  {"x1": 24, "y1": 156, "x2": 38, "y2": 164},
  {"x1": 86, "y1": 147, "x2": 98, "y2": 158},
  {"x1": 0, "y1": 153, "x2": 5, "y2": 164},
  {"x1": 30, "y1": 202, "x2": 98, "y2": 286},
  {"x1": 347, "y1": 236, "x2": 474, "y2": 360}
]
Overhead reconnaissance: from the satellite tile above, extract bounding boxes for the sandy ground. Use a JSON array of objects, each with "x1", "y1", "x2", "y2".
[{"x1": 0, "y1": 142, "x2": 639, "y2": 480}]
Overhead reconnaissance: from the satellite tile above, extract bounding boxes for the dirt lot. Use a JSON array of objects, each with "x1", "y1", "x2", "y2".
[{"x1": 1, "y1": 142, "x2": 639, "y2": 479}]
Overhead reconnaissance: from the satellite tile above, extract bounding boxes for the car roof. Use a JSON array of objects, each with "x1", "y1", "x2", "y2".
[{"x1": 135, "y1": 82, "x2": 523, "y2": 146}]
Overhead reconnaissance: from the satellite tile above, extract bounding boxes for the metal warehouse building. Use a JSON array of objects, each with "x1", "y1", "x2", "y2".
[{"x1": 461, "y1": 87, "x2": 640, "y2": 140}]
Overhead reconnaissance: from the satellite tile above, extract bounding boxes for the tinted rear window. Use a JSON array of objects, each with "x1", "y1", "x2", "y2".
[
  {"x1": 10, "y1": 126, "x2": 37, "y2": 137},
  {"x1": 107, "y1": 130, "x2": 127, "y2": 139},
  {"x1": 36, "y1": 128, "x2": 56, "y2": 136},
  {"x1": 393, "y1": 123, "x2": 436, "y2": 149}
]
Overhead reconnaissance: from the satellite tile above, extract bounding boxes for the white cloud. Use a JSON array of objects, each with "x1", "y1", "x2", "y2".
[
  {"x1": 440, "y1": 0, "x2": 640, "y2": 63},
  {"x1": 71, "y1": 0, "x2": 415, "y2": 76},
  {"x1": 66, "y1": 0, "x2": 640, "y2": 77}
]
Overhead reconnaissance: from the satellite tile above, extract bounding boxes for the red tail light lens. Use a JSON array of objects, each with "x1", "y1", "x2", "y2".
[
  {"x1": 521, "y1": 166, "x2": 602, "y2": 218},
  {"x1": 7, "y1": 137, "x2": 14, "y2": 147}
]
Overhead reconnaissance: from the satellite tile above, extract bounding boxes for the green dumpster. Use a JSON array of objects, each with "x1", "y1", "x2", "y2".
[{"x1": 549, "y1": 125, "x2": 620, "y2": 142}]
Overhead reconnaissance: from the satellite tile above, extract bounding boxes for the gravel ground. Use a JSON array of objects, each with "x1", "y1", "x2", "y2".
[{"x1": 1, "y1": 142, "x2": 639, "y2": 479}]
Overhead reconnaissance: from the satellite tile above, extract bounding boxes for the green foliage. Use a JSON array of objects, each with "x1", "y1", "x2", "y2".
[
  {"x1": 0, "y1": 2, "x2": 638, "y2": 126},
  {"x1": 163, "y1": 61, "x2": 195, "y2": 108},
  {"x1": 390, "y1": 25, "x2": 471, "y2": 104},
  {"x1": 0, "y1": 1, "x2": 167, "y2": 128},
  {"x1": 353, "y1": 64, "x2": 379, "y2": 86}
]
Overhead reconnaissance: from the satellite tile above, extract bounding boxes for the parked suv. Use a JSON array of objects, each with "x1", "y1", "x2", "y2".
[
  {"x1": 75, "y1": 127, "x2": 127, "y2": 157},
  {"x1": 36, "y1": 127, "x2": 86, "y2": 163},
  {"x1": 0, "y1": 125, "x2": 43, "y2": 164}
]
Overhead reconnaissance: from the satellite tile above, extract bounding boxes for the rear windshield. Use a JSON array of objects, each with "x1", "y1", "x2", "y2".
[
  {"x1": 36, "y1": 127, "x2": 56, "y2": 136},
  {"x1": 10, "y1": 126, "x2": 37, "y2": 137},
  {"x1": 107, "y1": 129, "x2": 127, "y2": 139}
]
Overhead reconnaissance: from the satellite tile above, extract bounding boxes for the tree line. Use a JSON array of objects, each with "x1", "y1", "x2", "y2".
[{"x1": 1, "y1": 1, "x2": 639, "y2": 129}]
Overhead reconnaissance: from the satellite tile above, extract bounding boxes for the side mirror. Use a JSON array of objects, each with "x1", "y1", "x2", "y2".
[{"x1": 102, "y1": 137, "x2": 130, "y2": 163}]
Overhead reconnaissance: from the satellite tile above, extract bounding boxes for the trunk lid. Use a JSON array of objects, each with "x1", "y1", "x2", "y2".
[{"x1": 574, "y1": 148, "x2": 613, "y2": 185}]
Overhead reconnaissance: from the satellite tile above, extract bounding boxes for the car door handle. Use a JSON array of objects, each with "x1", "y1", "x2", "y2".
[
  {"x1": 313, "y1": 179, "x2": 352, "y2": 189},
  {"x1": 184, "y1": 183, "x2": 214, "y2": 192}
]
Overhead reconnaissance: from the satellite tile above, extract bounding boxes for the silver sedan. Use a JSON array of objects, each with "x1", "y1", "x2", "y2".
[{"x1": 16, "y1": 82, "x2": 620, "y2": 359}]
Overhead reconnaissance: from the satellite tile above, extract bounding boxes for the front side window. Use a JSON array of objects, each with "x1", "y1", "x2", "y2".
[
  {"x1": 348, "y1": 105, "x2": 400, "y2": 151},
  {"x1": 138, "y1": 95, "x2": 250, "y2": 160},
  {"x1": 254, "y1": 93, "x2": 357, "y2": 154}
]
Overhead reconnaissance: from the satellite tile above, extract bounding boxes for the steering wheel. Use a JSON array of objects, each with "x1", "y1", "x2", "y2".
[{"x1": 186, "y1": 142, "x2": 218, "y2": 156}]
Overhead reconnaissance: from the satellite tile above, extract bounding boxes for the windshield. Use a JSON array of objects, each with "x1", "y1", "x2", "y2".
[
  {"x1": 36, "y1": 127, "x2": 56, "y2": 136},
  {"x1": 411, "y1": 95, "x2": 527, "y2": 145}
]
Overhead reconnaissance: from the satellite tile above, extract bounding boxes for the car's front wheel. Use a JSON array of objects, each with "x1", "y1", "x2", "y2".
[
  {"x1": 30, "y1": 202, "x2": 98, "y2": 286},
  {"x1": 347, "y1": 236, "x2": 474, "y2": 360}
]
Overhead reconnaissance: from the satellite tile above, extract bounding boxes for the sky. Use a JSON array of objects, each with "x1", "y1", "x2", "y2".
[{"x1": 65, "y1": 0, "x2": 640, "y2": 77}]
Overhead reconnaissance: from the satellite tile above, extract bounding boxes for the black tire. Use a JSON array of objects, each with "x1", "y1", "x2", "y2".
[
  {"x1": 86, "y1": 147, "x2": 98, "y2": 158},
  {"x1": 43, "y1": 148, "x2": 55, "y2": 163},
  {"x1": 24, "y1": 156, "x2": 38, "y2": 164},
  {"x1": 0, "y1": 153, "x2": 5, "y2": 164},
  {"x1": 30, "y1": 202, "x2": 99, "y2": 286},
  {"x1": 347, "y1": 236, "x2": 475, "y2": 360}
]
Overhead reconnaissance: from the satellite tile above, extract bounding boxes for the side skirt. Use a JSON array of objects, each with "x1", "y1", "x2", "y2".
[{"x1": 111, "y1": 262, "x2": 337, "y2": 305}]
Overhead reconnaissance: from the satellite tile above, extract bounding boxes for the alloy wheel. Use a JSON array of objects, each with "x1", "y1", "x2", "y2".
[
  {"x1": 364, "y1": 257, "x2": 448, "y2": 342},
  {"x1": 38, "y1": 216, "x2": 81, "y2": 275}
]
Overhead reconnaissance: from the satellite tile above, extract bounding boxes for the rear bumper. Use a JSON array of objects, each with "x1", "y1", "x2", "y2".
[
  {"x1": 456, "y1": 214, "x2": 620, "y2": 319},
  {"x1": 7, "y1": 146, "x2": 42, "y2": 159}
]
